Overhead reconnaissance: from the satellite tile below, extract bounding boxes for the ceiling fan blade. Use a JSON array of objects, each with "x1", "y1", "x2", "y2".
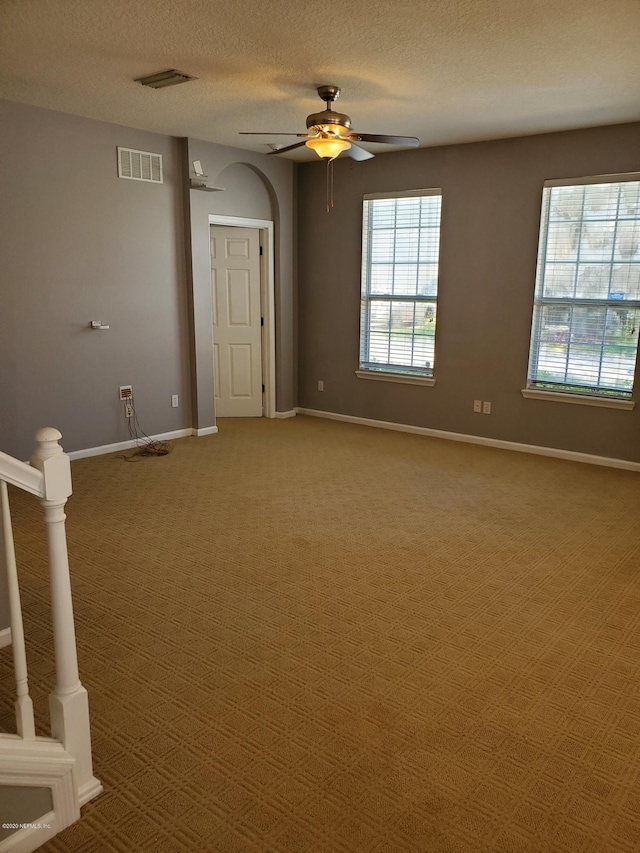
[
  {"x1": 346, "y1": 143, "x2": 374, "y2": 161},
  {"x1": 239, "y1": 132, "x2": 308, "y2": 136},
  {"x1": 267, "y1": 141, "x2": 308, "y2": 155},
  {"x1": 347, "y1": 133, "x2": 419, "y2": 147}
]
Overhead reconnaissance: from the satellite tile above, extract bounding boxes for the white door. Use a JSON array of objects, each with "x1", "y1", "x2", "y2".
[{"x1": 211, "y1": 226, "x2": 263, "y2": 417}]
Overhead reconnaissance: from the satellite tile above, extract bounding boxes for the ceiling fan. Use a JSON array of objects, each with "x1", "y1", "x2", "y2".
[
  {"x1": 240, "y1": 84, "x2": 419, "y2": 163},
  {"x1": 240, "y1": 85, "x2": 419, "y2": 211}
]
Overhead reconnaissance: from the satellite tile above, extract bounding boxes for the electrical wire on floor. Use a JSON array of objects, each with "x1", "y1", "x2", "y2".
[{"x1": 116, "y1": 395, "x2": 173, "y2": 462}]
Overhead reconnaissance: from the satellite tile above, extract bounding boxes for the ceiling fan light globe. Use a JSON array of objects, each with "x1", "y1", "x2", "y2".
[{"x1": 305, "y1": 137, "x2": 351, "y2": 160}]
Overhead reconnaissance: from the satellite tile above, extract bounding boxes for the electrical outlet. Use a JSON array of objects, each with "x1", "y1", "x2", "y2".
[
  {"x1": 482, "y1": 401, "x2": 492, "y2": 415},
  {"x1": 125, "y1": 403, "x2": 134, "y2": 418},
  {"x1": 473, "y1": 399, "x2": 482, "y2": 413},
  {"x1": 171, "y1": 395, "x2": 179, "y2": 408},
  {"x1": 119, "y1": 385, "x2": 132, "y2": 400},
  {"x1": 318, "y1": 380, "x2": 324, "y2": 391}
]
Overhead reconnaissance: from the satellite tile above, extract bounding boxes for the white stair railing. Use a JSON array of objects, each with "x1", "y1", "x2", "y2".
[{"x1": 0, "y1": 428, "x2": 102, "y2": 847}]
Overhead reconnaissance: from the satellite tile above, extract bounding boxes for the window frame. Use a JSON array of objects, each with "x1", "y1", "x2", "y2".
[
  {"x1": 358, "y1": 188, "x2": 442, "y2": 384},
  {"x1": 525, "y1": 172, "x2": 640, "y2": 406}
]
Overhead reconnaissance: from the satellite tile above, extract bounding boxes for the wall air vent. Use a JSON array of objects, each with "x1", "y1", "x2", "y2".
[{"x1": 117, "y1": 147, "x2": 163, "y2": 184}]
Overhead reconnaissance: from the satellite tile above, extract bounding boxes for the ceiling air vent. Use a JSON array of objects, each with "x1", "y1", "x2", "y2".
[
  {"x1": 135, "y1": 69, "x2": 197, "y2": 89},
  {"x1": 117, "y1": 147, "x2": 163, "y2": 184}
]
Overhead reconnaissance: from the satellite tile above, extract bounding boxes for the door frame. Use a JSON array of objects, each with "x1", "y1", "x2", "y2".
[{"x1": 208, "y1": 215, "x2": 276, "y2": 419}]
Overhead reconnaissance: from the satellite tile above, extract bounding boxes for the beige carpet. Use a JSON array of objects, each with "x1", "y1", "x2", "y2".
[{"x1": 2, "y1": 415, "x2": 640, "y2": 852}]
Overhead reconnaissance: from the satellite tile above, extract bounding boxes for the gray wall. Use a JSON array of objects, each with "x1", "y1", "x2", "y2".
[
  {"x1": 0, "y1": 100, "x2": 191, "y2": 460},
  {"x1": 183, "y1": 138, "x2": 296, "y2": 426},
  {"x1": 2, "y1": 99, "x2": 636, "y2": 462},
  {"x1": 0, "y1": 101, "x2": 297, "y2": 460},
  {"x1": 296, "y1": 122, "x2": 640, "y2": 462}
]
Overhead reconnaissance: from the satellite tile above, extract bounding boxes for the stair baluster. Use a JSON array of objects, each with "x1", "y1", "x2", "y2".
[
  {"x1": 0, "y1": 480, "x2": 36, "y2": 740},
  {"x1": 30, "y1": 427, "x2": 100, "y2": 803}
]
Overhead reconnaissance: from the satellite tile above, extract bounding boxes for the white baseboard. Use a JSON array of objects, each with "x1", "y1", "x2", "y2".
[
  {"x1": 0, "y1": 627, "x2": 12, "y2": 649},
  {"x1": 78, "y1": 776, "x2": 103, "y2": 807},
  {"x1": 192, "y1": 426, "x2": 219, "y2": 437},
  {"x1": 295, "y1": 407, "x2": 640, "y2": 472},
  {"x1": 67, "y1": 428, "x2": 219, "y2": 461},
  {"x1": 274, "y1": 410, "x2": 296, "y2": 419},
  {"x1": 68, "y1": 429, "x2": 192, "y2": 461}
]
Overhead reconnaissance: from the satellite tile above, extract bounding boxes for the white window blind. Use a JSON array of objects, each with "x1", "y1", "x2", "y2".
[
  {"x1": 527, "y1": 175, "x2": 640, "y2": 398},
  {"x1": 360, "y1": 190, "x2": 442, "y2": 377}
]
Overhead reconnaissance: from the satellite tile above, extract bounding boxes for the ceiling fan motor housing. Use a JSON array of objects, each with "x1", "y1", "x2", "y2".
[{"x1": 306, "y1": 109, "x2": 352, "y2": 134}]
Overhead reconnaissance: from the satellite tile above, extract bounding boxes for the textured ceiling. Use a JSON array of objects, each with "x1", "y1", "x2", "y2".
[{"x1": 1, "y1": 0, "x2": 639, "y2": 160}]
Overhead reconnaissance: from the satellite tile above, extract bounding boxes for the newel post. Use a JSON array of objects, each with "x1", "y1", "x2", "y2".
[{"x1": 30, "y1": 428, "x2": 101, "y2": 803}]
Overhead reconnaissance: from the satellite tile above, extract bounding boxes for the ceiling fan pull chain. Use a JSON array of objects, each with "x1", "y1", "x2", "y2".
[
  {"x1": 326, "y1": 160, "x2": 330, "y2": 213},
  {"x1": 326, "y1": 159, "x2": 334, "y2": 213},
  {"x1": 330, "y1": 160, "x2": 334, "y2": 210},
  {"x1": 325, "y1": 163, "x2": 329, "y2": 213}
]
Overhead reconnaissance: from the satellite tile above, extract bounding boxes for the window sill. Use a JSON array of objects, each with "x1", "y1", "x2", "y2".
[
  {"x1": 356, "y1": 370, "x2": 436, "y2": 387},
  {"x1": 521, "y1": 388, "x2": 635, "y2": 410}
]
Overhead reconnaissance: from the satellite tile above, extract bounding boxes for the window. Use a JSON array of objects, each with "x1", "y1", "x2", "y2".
[
  {"x1": 527, "y1": 174, "x2": 640, "y2": 401},
  {"x1": 359, "y1": 189, "x2": 442, "y2": 381}
]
